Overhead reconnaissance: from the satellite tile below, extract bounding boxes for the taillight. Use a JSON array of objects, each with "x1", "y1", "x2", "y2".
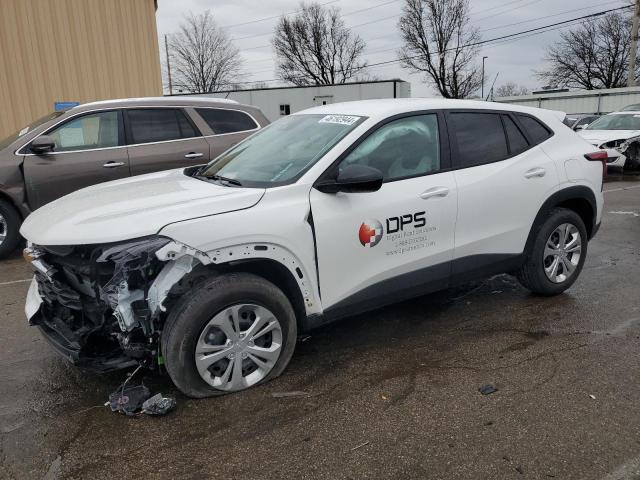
[{"x1": 584, "y1": 151, "x2": 608, "y2": 178}]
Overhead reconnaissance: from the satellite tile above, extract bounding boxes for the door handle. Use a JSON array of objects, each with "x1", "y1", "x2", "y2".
[
  {"x1": 419, "y1": 186, "x2": 449, "y2": 200},
  {"x1": 524, "y1": 167, "x2": 546, "y2": 178},
  {"x1": 184, "y1": 152, "x2": 204, "y2": 159},
  {"x1": 103, "y1": 161, "x2": 125, "y2": 168}
]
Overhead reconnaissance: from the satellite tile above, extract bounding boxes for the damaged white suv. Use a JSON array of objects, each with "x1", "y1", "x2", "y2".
[
  {"x1": 577, "y1": 110, "x2": 640, "y2": 170},
  {"x1": 22, "y1": 99, "x2": 605, "y2": 397}
]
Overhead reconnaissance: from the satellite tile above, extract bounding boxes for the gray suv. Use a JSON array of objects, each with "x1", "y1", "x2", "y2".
[{"x1": 0, "y1": 97, "x2": 268, "y2": 258}]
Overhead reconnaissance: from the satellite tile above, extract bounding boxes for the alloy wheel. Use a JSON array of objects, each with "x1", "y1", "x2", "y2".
[
  {"x1": 194, "y1": 304, "x2": 283, "y2": 391},
  {"x1": 543, "y1": 223, "x2": 582, "y2": 284}
]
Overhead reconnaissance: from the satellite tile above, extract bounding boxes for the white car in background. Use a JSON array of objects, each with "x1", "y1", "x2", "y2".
[{"x1": 577, "y1": 111, "x2": 640, "y2": 170}]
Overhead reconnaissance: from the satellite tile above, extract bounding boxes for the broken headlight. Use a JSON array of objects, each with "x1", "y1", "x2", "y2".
[{"x1": 602, "y1": 139, "x2": 626, "y2": 149}]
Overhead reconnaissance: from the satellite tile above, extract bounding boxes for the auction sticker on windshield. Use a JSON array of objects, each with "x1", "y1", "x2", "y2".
[{"x1": 319, "y1": 115, "x2": 360, "y2": 125}]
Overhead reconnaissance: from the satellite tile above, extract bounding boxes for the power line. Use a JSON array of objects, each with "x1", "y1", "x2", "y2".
[
  {"x1": 469, "y1": 0, "x2": 529, "y2": 15},
  {"x1": 473, "y1": 0, "x2": 542, "y2": 22},
  {"x1": 220, "y1": 0, "x2": 339, "y2": 29},
  {"x1": 230, "y1": 4, "x2": 632, "y2": 87},
  {"x1": 231, "y1": 0, "x2": 400, "y2": 41},
  {"x1": 360, "y1": 0, "x2": 625, "y2": 57},
  {"x1": 343, "y1": 0, "x2": 400, "y2": 17},
  {"x1": 479, "y1": 0, "x2": 626, "y2": 33}
]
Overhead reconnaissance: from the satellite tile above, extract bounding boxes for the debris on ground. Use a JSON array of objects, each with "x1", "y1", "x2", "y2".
[
  {"x1": 107, "y1": 365, "x2": 176, "y2": 416},
  {"x1": 298, "y1": 334, "x2": 312, "y2": 342},
  {"x1": 589, "y1": 394, "x2": 596, "y2": 400},
  {"x1": 141, "y1": 394, "x2": 176, "y2": 415},
  {"x1": 108, "y1": 384, "x2": 151, "y2": 416},
  {"x1": 479, "y1": 384, "x2": 498, "y2": 395},
  {"x1": 349, "y1": 441, "x2": 370, "y2": 452},
  {"x1": 271, "y1": 391, "x2": 310, "y2": 398}
]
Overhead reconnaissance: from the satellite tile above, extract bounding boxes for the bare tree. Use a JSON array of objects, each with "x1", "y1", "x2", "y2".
[
  {"x1": 495, "y1": 82, "x2": 529, "y2": 97},
  {"x1": 398, "y1": 0, "x2": 482, "y2": 98},
  {"x1": 538, "y1": 12, "x2": 638, "y2": 89},
  {"x1": 169, "y1": 11, "x2": 243, "y2": 93},
  {"x1": 273, "y1": 2, "x2": 367, "y2": 86}
]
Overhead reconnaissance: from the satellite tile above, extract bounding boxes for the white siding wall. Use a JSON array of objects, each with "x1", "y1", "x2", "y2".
[
  {"x1": 189, "y1": 81, "x2": 410, "y2": 121},
  {"x1": 496, "y1": 86, "x2": 640, "y2": 114}
]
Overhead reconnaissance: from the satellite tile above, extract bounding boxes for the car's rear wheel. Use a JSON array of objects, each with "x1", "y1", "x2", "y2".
[
  {"x1": 517, "y1": 208, "x2": 587, "y2": 296},
  {"x1": 0, "y1": 199, "x2": 22, "y2": 259},
  {"x1": 161, "y1": 272, "x2": 297, "y2": 398}
]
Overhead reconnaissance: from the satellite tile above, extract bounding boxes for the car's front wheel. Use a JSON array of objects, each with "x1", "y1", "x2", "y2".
[
  {"x1": 0, "y1": 199, "x2": 22, "y2": 259},
  {"x1": 162, "y1": 272, "x2": 297, "y2": 398},
  {"x1": 517, "y1": 208, "x2": 588, "y2": 296}
]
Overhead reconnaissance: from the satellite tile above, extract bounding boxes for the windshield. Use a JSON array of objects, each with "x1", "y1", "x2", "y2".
[
  {"x1": 199, "y1": 114, "x2": 365, "y2": 187},
  {"x1": 0, "y1": 111, "x2": 65, "y2": 151},
  {"x1": 586, "y1": 113, "x2": 640, "y2": 131}
]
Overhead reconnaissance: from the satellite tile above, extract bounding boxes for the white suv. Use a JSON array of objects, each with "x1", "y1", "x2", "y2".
[{"x1": 21, "y1": 99, "x2": 605, "y2": 397}]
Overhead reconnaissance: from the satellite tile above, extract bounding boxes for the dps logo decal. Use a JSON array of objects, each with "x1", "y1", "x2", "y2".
[{"x1": 358, "y1": 219, "x2": 384, "y2": 247}]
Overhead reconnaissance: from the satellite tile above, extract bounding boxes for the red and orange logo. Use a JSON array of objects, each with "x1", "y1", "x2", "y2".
[{"x1": 359, "y1": 219, "x2": 384, "y2": 247}]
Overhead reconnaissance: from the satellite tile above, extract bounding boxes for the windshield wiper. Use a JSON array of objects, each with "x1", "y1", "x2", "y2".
[{"x1": 207, "y1": 174, "x2": 243, "y2": 187}]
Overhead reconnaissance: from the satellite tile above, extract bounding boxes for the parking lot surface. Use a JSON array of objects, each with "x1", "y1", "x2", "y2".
[{"x1": 1, "y1": 178, "x2": 639, "y2": 480}]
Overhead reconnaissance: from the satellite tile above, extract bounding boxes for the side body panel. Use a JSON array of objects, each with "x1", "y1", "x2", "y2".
[
  {"x1": 127, "y1": 138, "x2": 210, "y2": 176},
  {"x1": 158, "y1": 184, "x2": 322, "y2": 316},
  {"x1": 452, "y1": 144, "x2": 559, "y2": 259},
  {"x1": 310, "y1": 173, "x2": 457, "y2": 313},
  {"x1": 204, "y1": 132, "x2": 253, "y2": 160},
  {"x1": 23, "y1": 147, "x2": 131, "y2": 210}
]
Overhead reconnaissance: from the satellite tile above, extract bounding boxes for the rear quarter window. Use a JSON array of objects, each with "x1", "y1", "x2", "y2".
[
  {"x1": 196, "y1": 108, "x2": 258, "y2": 134},
  {"x1": 516, "y1": 114, "x2": 553, "y2": 144}
]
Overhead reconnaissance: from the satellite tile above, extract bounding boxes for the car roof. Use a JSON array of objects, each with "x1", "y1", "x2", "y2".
[
  {"x1": 608, "y1": 110, "x2": 640, "y2": 115},
  {"x1": 69, "y1": 96, "x2": 242, "y2": 112},
  {"x1": 296, "y1": 98, "x2": 565, "y2": 125}
]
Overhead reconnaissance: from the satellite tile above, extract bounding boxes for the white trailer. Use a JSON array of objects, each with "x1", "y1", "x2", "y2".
[
  {"x1": 496, "y1": 86, "x2": 640, "y2": 115},
  {"x1": 181, "y1": 80, "x2": 411, "y2": 122}
]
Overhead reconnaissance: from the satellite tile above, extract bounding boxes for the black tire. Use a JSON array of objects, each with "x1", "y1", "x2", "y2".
[
  {"x1": 161, "y1": 272, "x2": 297, "y2": 398},
  {"x1": 517, "y1": 208, "x2": 588, "y2": 296},
  {"x1": 0, "y1": 199, "x2": 22, "y2": 259}
]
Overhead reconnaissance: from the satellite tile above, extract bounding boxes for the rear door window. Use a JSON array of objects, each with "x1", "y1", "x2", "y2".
[
  {"x1": 449, "y1": 112, "x2": 508, "y2": 167},
  {"x1": 127, "y1": 109, "x2": 198, "y2": 144},
  {"x1": 196, "y1": 108, "x2": 258, "y2": 134},
  {"x1": 515, "y1": 114, "x2": 552, "y2": 144}
]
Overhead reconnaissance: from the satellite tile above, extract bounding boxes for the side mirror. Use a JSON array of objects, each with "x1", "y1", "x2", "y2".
[
  {"x1": 575, "y1": 124, "x2": 587, "y2": 131},
  {"x1": 30, "y1": 135, "x2": 55, "y2": 154},
  {"x1": 315, "y1": 164, "x2": 383, "y2": 194}
]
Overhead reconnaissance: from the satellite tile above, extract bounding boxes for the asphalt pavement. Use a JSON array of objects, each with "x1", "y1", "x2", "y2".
[{"x1": 1, "y1": 177, "x2": 639, "y2": 480}]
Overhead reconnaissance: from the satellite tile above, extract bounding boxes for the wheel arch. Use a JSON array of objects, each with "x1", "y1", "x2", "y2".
[
  {"x1": 0, "y1": 188, "x2": 26, "y2": 220},
  {"x1": 524, "y1": 186, "x2": 597, "y2": 257},
  {"x1": 158, "y1": 241, "x2": 317, "y2": 332}
]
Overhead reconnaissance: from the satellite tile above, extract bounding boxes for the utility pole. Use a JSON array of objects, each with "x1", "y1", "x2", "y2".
[
  {"x1": 628, "y1": 0, "x2": 640, "y2": 87},
  {"x1": 481, "y1": 56, "x2": 488, "y2": 99},
  {"x1": 164, "y1": 34, "x2": 173, "y2": 95}
]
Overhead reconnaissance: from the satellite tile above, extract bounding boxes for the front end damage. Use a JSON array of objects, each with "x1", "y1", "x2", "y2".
[
  {"x1": 598, "y1": 137, "x2": 640, "y2": 170},
  {"x1": 25, "y1": 237, "x2": 208, "y2": 372}
]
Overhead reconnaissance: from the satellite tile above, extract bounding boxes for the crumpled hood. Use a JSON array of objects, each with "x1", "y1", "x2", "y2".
[
  {"x1": 20, "y1": 169, "x2": 265, "y2": 245},
  {"x1": 577, "y1": 129, "x2": 640, "y2": 146}
]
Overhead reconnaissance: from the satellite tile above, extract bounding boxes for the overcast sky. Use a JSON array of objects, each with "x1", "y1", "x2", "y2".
[{"x1": 155, "y1": 0, "x2": 630, "y2": 97}]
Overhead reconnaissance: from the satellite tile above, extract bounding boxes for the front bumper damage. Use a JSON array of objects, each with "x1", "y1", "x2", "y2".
[
  {"x1": 24, "y1": 237, "x2": 210, "y2": 372},
  {"x1": 592, "y1": 137, "x2": 640, "y2": 170}
]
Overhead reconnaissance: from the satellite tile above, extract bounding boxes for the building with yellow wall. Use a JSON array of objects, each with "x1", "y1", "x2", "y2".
[{"x1": 0, "y1": 0, "x2": 162, "y2": 139}]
